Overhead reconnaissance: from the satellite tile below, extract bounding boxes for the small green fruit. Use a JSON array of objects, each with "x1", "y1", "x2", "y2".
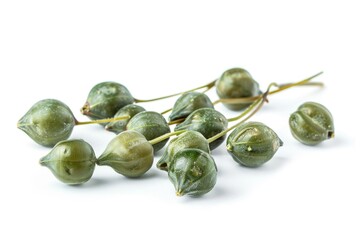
[
  {"x1": 105, "y1": 104, "x2": 145, "y2": 134},
  {"x1": 226, "y1": 122, "x2": 283, "y2": 167},
  {"x1": 127, "y1": 111, "x2": 170, "y2": 152},
  {"x1": 169, "y1": 92, "x2": 214, "y2": 121},
  {"x1": 289, "y1": 102, "x2": 334, "y2": 145},
  {"x1": 39, "y1": 139, "x2": 96, "y2": 184},
  {"x1": 17, "y1": 99, "x2": 76, "y2": 147},
  {"x1": 216, "y1": 68, "x2": 261, "y2": 110},
  {"x1": 97, "y1": 130, "x2": 154, "y2": 178},
  {"x1": 157, "y1": 131, "x2": 210, "y2": 171},
  {"x1": 174, "y1": 108, "x2": 228, "y2": 150},
  {"x1": 168, "y1": 148, "x2": 217, "y2": 197},
  {"x1": 81, "y1": 82, "x2": 134, "y2": 122}
]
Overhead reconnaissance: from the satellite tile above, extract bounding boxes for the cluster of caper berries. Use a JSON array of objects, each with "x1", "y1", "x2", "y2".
[{"x1": 17, "y1": 67, "x2": 334, "y2": 197}]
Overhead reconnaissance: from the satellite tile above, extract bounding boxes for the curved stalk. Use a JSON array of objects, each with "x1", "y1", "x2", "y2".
[
  {"x1": 148, "y1": 130, "x2": 186, "y2": 145},
  {"x1": 75, "y1": 116, "x2": 130, "y2": 126},
  {"x1": 214, "y1": 72, "x2": 323, "y2": 105},
  {"x1": 134, "y1": 79, "x2": 217, "y2": 103}
]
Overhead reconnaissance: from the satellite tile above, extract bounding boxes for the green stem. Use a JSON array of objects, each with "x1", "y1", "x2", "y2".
[
  {"x1": 214, "y1": 72, "x2": 324, "y2": 105},
  {"x1": 75, "y1": 116, "x2": 130, "y2": 126},
  {"x1": 207, "y1": 83, "x2": 274, "y2": 144},
  {"x1": 148, "y1": 130, "x2": 187, "y2": 145},
  {"x1": 134, "y1": 79, "x2": 217, "y2": 103}
]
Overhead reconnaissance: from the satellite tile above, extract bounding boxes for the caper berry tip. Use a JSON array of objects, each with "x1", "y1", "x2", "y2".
[
  {"x1": 80, "y1": 102, "x2": 91, "y2": 115},
  {"x1": 176, "y1": 191, "x2": 184, "y2": 197}
]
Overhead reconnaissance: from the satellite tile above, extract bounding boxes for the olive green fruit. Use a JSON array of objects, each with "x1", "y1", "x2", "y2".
[
  {"x1": 97, "y1": 130, "x2": 153, "y2": 178},
  {"x1": 127, "y1": 111, "x2": 170, "y2": 152},
  {"x1": 81, "y1": 82, "x2": 134, "y2": 122},
  {"x1": 216, "y1": 68, "x2": 261, "y2": 110},
  {"x1": 289, "y1": 102, "x2": 334, "y2": 145},
  {"x1": 105, "y1": 104, "x2": 145, "y2": 134},
  {"x1": 226, "y1": 122, "x2": 283, "y2": 167},
  {"x1": 17, "y1": 99, "x2": 76, "y2": 147},
  {"x1": 39, "y1": 139, "x2": 96, "y2": 184},
  {"x1": 174, "y1": 108, "x2": 228, "y2": 150},
  {"x1": 168, "y1": 148, "x2": 217, "y2": 197},
  {"x1": 157, "y1": 131, "x2": 210, "y2": 172},
  {"x1": 169, "y1": 92, "x2": 214, "y2": 121}
]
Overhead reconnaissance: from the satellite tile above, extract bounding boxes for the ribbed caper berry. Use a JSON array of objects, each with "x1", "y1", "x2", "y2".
[
  {"x1": 216, "y1": 68, "x2": 261, "y2": 110},
  {"x1": 81, "y1": 81, "x2": 134, "y2": 122},
  {"x1": 169, "y1": 92, "x2": 214, "y2": 121},
  {"x1": 168, "y1": 148, "x2": 217, "y2": 197},
  {"x1": 39, "y1": 139, "x2": 96, "y2": 184},
  {"x1": 105, "y1": 104, "x2": 145, "y2": 134},
  {"x1": 126, "y1": 111, "x2": 170, "y2": 152},
  {"x1": 289, "y1": 102, "x2": 334, "y2": 145},
  {"x1": 174, "y1": 108, "x2": 228, "y2": 150},
  {"x1": 17, "y1": 99, "x2": 76, "y2": 147},
  {"x1": 97, "y1": 130, "x2": 154, "y2": 178},
  {"x1": 226, "y1": 122, "x2": 283, "y2": 167},
  {"x1": 157, "y1": 131, "x2": 210, "y2": 171}
]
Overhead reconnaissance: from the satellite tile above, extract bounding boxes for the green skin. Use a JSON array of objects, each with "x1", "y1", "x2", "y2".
[
  {"x1": 97, "y1": 130, "x2": 154, "y2": 178},
  {"x1": 216, "y1": 68, "x2": 261, "y2": 110},
  {"x1": 226, "y1": 122, "x2": 283, "y2": 168},
  {"x1": 174, "y1": 108, "x2": 228, "y2": 150},
  {"x1": 169, "y1": 92, "x2": 214, "y2": 121},
  {"x1": 126, "y1": 111, "x2": 170, "y2": 153},
  {"x1": 156, "y1": 131, "x2": 211, "y2": 172},
  {"x1": 81, "y1": 81, "x2": 134, "y2": 122},
  {"x1": 17, "y1": 99, "x2": 76, "y2": 147},
  {"x1": 289, "y1": 102, "x2": 334, "y2": 145},
  {"x1": 106, "y1": 104, "x2": 146, "y2": 134},
  {"x1": 168, "y1": 148, "x2": 217, "y2": 197},
  {"x1": 39, "y1": 139, "x2": 96, "y2": 184}
]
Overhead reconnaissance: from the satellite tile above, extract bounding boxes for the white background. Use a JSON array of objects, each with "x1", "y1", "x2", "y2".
[{"x1": 1, "y1": 1, "x2": 359, "y2": 239}]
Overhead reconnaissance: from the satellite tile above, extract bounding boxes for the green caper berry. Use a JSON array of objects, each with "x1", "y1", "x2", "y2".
[
  {"x1": 157, "y1": 130, "x2": 210, "y2": 171},
  {"x1": 105, "y1": 104, "x2": 146, "y2": 134},
  {"x1": 97, "y1": 130, "x2": 154, "y2": 178},
  {"x1": 81, "y1": 81, "x2": 134, "y2": 122},
  {"x1": 39, "y1": 139, "x2": 96, "y2": 184},
  {"x1": 174, "y1": 108, "x2": 228, "y2": 150},
  {"x1": 127, "y1": 111, "x2": 170, "y2": 152},
  {"x1": 289, "y1": 102, "x2": 334, "y2": 145},
  {"x1": 216, "y1": 68, "x2": 261, "y2": 110},
  {"x1": 226, "y1": 122, "x2": 283, "y2": 167},
  {"x1": 17, "y1": 99, "x2": 76, "y2": 147},
  {"x1": 169, "y1": 92, "x2": 214, "y2": 121},
  {"x1": 168, "y1": 148, "x2": 217, "y2": 197}
]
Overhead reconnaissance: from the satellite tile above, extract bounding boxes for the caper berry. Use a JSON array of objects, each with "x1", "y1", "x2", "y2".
[
  {"x1": 127, "y1": 111, "x2": 170, "y2": 152},
  {"x1": 289, "y1": 102, "x2": 334, "y2": 145},
  {"x1": 39, "y1": 139, "x2": 96, "y2": 184},
  {"x1": 174, "y1": 108, "x2": 228, "y2": 150},
  {"x1": 17, "y1": 99, "x2": 76, "y2": 147},
  {"x1": 168, "y1": 148, "x2": 217, "y2": 197},
  {"x1": 81, "y1": 81, "x2": 134, "y2": 122},
  {"x1": 157, "y1": 130, "x2": 210, "y2": 171},
  {"x1": 169, "y1": 92, "x2": 214, "y2": 121},
  {"x1": 97, "y1": 130, "x2": 154, "y2": 178},
  {"x1": 226, "y1": 122, "x2": 283, "y2": 167},
  {"x1": 216, "y1": 68, "x2": 261, "y2": 110},
  {"x1": 105, "y1": 104, "x2": 145, "y2": 134}
]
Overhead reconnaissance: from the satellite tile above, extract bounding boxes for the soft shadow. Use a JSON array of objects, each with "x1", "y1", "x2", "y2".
[
  {"x1": 68, "y1": 177, "x2": 109, "y2": 189},
  {"x1": 177, "y1": 185, "x2": 236, "y2": 203}
]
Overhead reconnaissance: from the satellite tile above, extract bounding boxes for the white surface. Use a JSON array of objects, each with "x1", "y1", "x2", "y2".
[{"x1": 1, "y1": 1, "x2": 359, "y2": 240}]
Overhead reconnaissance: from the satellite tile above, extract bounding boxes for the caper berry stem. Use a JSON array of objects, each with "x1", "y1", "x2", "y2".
[
  {"x1": 134, "y1": 79, "x2": 217, "y2": 103},
  {"x1": 75, "y1": 115, "x2": 130, "y2": 126},
  {"x1": 207, "y1": 83, "x2": 274, "y2": 144},
  {"x1": 148, "y1": 130, "x2": 187, "y2": 145},
  {"x1": 213, "y1": 72, "x2": 324, "y2": 105}
]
